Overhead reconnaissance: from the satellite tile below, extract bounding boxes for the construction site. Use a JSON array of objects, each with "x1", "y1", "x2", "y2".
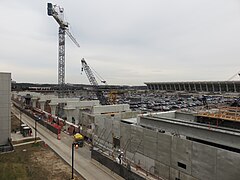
[{"x1": 1, "y1": 1, "x2": 240, "y2": 180}]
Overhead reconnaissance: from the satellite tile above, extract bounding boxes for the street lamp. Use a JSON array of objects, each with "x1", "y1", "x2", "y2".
[
  {"x1": 71, "y1": 140, "x2": 83, "y2": 179},
  {"x1": 71, "y1": 142, "x2": 78, "y2": 179},
  {"x1": 34, "y1": 117, "x2": 40, "y2": 143}
]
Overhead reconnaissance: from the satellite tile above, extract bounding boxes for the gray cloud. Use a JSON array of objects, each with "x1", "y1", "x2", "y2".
[{"x1": 0, "y1": 0, "x2": 240, "y2": 85}]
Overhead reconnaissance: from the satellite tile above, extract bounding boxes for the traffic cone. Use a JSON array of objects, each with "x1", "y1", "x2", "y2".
[{"x1": 57, "y1": 134, "x2": 61, "y2": 140}]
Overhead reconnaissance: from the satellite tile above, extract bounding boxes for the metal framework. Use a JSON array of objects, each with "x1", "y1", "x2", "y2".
[
  {"x1": 47, "y1": 3, "x2": 80, "y2": 98},
  {"x1": 58, "y1": 27, "x2": 65, "y2": 97},
  {"x1": 197, "y1": 107, "x2": 240, "y2": 122}
]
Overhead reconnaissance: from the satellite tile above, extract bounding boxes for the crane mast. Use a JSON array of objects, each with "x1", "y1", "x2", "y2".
[
  {"x1": 47, "y1": 3, "x2": 80, "y2": 97},
  {"x1": 81, "y1": 58, "x2": 109, "y2": 105}
]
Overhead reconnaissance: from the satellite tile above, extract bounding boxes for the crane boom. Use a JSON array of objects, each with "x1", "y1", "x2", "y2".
[
  {"x1": 47, "y1": 3, "x2": 80, "y2": 97},
  {"x1": 66, "y1": 30, "x2": 80, "y2": 47},
  {"x1": 81, "y1": 58, "x2": 109, "y2": 105},
  {"x1": 81, "y1": 58, "x2": 98, "y2": 86}
]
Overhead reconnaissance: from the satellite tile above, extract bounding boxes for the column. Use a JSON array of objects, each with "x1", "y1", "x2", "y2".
[
  {"x1": 31, "y1": 97, "x2": 38, "y2": 108},
  {"x1": 64, "y1": 106, "x2": 76, "y2": 124},
  {"x1": 38, "y1": 100, "x2": 46, "y2": 111},
  {"x1": 49, "y1": 102, "x2": 58, "y2": 116}
]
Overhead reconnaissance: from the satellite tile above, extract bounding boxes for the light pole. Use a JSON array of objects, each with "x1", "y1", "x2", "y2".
[
  {"x1": 71, "y1": 143, "x2": 75, "y2": 179},
  {"x1": 71, "y1": 141, "x2": 82, "y2": 179},
  {"x1": 71, "y1": 142, "x2": 79, "y2": 179},
  {"x1": 35, "y1": 117, "x2": 40, "y2": 143}
]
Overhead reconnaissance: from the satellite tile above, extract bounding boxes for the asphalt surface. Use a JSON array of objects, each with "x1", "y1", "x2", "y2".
[{"x1": 12, "y1": 106, "x2": 123, "y2": 180}]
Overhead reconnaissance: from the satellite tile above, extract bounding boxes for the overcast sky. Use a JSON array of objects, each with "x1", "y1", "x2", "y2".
[{"x1": 1, "y1": 0, "x2": 240, "y2": 85}]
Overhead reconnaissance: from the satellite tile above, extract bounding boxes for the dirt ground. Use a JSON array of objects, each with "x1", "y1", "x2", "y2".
[{"x1": 0, "y1": 142, "x2": 84, "y2": 180}]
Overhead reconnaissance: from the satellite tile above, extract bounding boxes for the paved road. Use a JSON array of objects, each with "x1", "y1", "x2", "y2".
[{"x1": 12, "y1": 106, "x2": 123, "y2": 180}]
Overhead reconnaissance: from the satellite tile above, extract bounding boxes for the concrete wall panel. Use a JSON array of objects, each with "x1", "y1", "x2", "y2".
[
  {"x1": 217, "y1": 149, "x2": 240, "y2": 180},
  {"x1": 180, "y1": 172, "x2": 198, "y2": 180},
  {"x1": 155, "y1": 111, "x2": 175, "y2": 118},
  {"x1": 134, "y1": 152, "x2": 154, "y2": 171},
  {"x1": 192, "y1": 142, "x2": 216, "y2": 180},
  {"x1": 0, "y1": 72, "x2": 11, "y2": 145},
  {"x1": 155, "y1": 160, "x2": 170, "y2": 180},
  {"x1": 170, "y1": 167, "x2": 179, "y2": 180},
  {"x1": 157, "y1": 132, "x2": 171, "y2": 166},
  {"x1": 143, "y1": 128, "x2": 157, "y2": 160},
  {"x1": 175, "y1": 112, "x2": 196, "y2": 122},
  {"x1": 131, "y1": 126, "x2": 144, "y2": 154},
  {"x1": 120, "y1": 122, "x2": 131, "y2": 151},
  {"x1": 112, "y1": 119, "x2": 120, "y2": 138},
  {"x1": 171, "y1": 137, "x2": 192, "y2": 175},
  {"x1": 93, "y1": 104, "x2": 130, "y2": 114},
  {"x1": 104, "y1": 118, "x2": 113, "y2": 143}
]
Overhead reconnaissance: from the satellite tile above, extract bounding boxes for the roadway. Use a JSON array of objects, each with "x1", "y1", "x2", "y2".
[{"x1": 12, "y1": 105, "x2": 123, "y2": 180}]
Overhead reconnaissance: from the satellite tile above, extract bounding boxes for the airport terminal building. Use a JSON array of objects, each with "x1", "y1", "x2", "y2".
[{"x1": 145, "y1": 81, "x2": 240, "y2": 93}]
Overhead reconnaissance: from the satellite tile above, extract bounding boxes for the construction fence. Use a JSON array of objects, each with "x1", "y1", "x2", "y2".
[{"x1": 91, "y1": 149, "x2": 145, "y2": 180}]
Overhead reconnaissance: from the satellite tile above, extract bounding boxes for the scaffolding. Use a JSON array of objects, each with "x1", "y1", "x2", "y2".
[{"x1": 196, "y1": 106, "x2": 240, "y2": 122}]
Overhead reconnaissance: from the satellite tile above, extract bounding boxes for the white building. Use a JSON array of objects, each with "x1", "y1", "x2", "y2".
[{"x1": 0, "y1": 72, "x2": 11, "y2": 146}]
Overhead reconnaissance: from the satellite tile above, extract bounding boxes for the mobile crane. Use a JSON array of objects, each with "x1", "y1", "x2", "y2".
[{"x1": 81, "y1": 58, "x2": 109, "y2": 105}]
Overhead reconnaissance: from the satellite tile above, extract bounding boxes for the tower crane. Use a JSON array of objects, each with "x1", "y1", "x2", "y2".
[
  {"x1": 47, "y1": 3, "x2": 80, "y2": 97},
  {"x1": 81, "y1": 58, "x2": 109, "y2": 105}
]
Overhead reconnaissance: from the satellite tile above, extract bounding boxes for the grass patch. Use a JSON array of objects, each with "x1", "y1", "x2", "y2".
[{"x1": 0, "y1": 143, "x2": 50, "y2": 180}]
